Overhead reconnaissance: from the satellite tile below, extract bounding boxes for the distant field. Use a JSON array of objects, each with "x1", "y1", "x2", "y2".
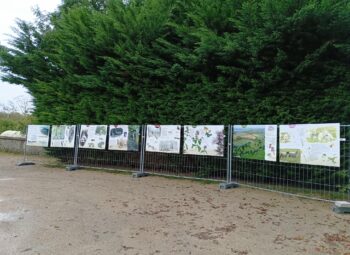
[{"x1": 233, "y1": 129, "x2": 265, "y2": 160}]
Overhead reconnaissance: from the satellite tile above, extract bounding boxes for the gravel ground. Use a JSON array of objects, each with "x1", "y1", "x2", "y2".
[{"x1": 0, "y1": 152, "x2": 349, "y2": 255}]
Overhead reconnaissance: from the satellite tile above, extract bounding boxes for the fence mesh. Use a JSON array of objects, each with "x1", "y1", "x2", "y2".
[
  {"x1": 231, "y1": 125, "x2": 350, "y2": 201},
  {"x1": 22, "y1": 125, "x2": 75, "y2": 167},
  {"x1": 44, "y1": 147, "x2": 75, "y2": 166},
  {"x1": 77, "y1": 149, "x2": 140, "y2": 172},
  {"x1": 143, "y1": 125, "x2": 228, "y2": 181},
  {"x1": 15, "y1": 124, "x2": 350, "y2": 202}
]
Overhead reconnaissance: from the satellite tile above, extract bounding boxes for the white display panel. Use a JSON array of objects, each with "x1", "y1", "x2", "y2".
[
  {"x1": 26, "y1": 125, "x2": 50, "y2": 147},
  {"x1": 50, "y1": 125, "x2": 76, "y2": 148},
  {"x1": 146, "y1": 125, "x2": 181, "y2": 153},
  {"x1": 108, "y1": 125, "x2": 140, "y2": 151},
  {"x1": 183, "y1": 125, "x2": 225, "y2": 156},
  {"x1": 79, "y1": 125, "x2": 108, "y2": 150},
  {"x1": 279, "y1": 123, "x2": 340, "y2": 167}
]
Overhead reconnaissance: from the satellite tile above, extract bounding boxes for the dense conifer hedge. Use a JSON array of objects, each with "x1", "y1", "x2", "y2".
[{"x1": 1, "y1": 0, "x2": 350, "y2": 124}]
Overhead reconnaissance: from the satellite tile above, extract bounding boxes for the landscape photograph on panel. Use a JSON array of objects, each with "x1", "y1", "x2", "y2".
[
  {"x1": 233, "y1": 125, "x2": 277, "y2": 161},
  {"x1": 26, "y1": 125, "x2": 50, "y2": 147},
  {"x1": 279, "y1": 123, "x2": 340, "y2": 167},
  {"x1": 108, "y1": 125, "x2": 140, "y2": 151},
  {"x1": 146, "y1": 125, "x2": 181, "y2": 153},
  {"x1": 183, "y1": 125, "x2": 225, "y2": 156},
  {"x1": 50, "y1": 125, "x2": 76, "y2": 148},
  {"x1": 79, "y1": 125, "x2": 108, "y2": 150}
]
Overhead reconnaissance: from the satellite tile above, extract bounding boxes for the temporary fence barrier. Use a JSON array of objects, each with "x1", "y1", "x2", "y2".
[
  {"x1": 15, "y1": 124, "x2": 350, "y2": 202},
  {"x1": 74, "y1": 125, "x2": 141, "y2": 173},
  {"x1": 231, "y1": 125, "x2": 350, "y2": 202},
  {"x1": 18, "y1": 125, "x2": 76, "y2": 167},
  {"x1": 141, "y1": 125, "x2": 228, "y2": 181}
]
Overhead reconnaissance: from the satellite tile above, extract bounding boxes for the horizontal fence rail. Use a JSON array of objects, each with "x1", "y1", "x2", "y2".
[{"x1": 17, "y1": 124, "x2": 350, "y2": 202}]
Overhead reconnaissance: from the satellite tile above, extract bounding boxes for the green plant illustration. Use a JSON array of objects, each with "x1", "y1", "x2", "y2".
[
  {"x1": 95, "y1": 125, "x2": 107, "y2": 135},
  {"x1": 52, "y1": 125, "x2": 65, "y2": 139},
  {"x1": 306, "y1": 127, "x2": 337, "y2": 143},
  {"x1": 185, "y1": 126, "x2": 213, "y2": 154},
  {"x1": 280, "y1": 132, "x2": 291, "y2": 143}
]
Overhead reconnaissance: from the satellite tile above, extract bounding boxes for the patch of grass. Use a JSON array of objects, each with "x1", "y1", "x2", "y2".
[
  {"x1": 42, "y1": 163, "x2": 67, "y2": 169},
  {"x1": 146, "y1": 172, "x2": 221, "y2": 185},
  {"x1": 82, "y1": 167, "x2": 133, "y2": 175},
  {"x1": 0, "y1": 112, "x2": 34, "y2": 134}
]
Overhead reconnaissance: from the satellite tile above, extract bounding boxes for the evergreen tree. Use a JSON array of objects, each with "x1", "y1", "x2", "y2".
[{"x1": 0, "y1": 0, "x2": 349, "y2": 124}]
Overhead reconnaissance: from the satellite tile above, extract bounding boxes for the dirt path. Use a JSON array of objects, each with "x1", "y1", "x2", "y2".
[{"x1": 0, "y1": 152, "x2": 349, "y2": 255}]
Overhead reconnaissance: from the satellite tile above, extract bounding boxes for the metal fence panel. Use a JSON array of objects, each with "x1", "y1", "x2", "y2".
[
  {"x1": 231, "y1": 125, "x2": 350, "y2": 202},
  {"x1": 16, "y1": 123, "x2": 350, "y2": 202},
  {"x1": 143, "y1": 125, "x2": 228, "y2": 181},
  {"x1": 21, "y1": 125, "x2": 76, "y2": 167},
  {"x1": 76, "y1": 125, "x2": 141, "y2": 173}
]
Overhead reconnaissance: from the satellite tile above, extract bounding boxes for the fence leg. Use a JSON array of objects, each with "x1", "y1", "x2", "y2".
[
  {"x1": 348, "y1": 133, "x2": 350, "y2": 202},
  {"x1": 220, "y1": 125, "x2": 239, "y2": 189},
  {"x1": 133, "y1": 124, "x2": 148, "y2": 178},
  {"x1": 17, "y1": 125, "x2": 35, "y2": 166},
  {"x1": 333, "y1": 201, "x2": 350, "y2": 213},
  {"x1": 66, "y1": 125, "x2": 81, "y2": 171},
  {"x1": 333, "y1": 130, "x2": 350, "y2": 212}
]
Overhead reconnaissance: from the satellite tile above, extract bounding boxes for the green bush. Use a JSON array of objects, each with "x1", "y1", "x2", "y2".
[
  {"x1": 0, "y1": 113, "x2": 34, "y2": 134},
  {"x1": 0, "y1": 0, "x2": 349, "y2": 124}
]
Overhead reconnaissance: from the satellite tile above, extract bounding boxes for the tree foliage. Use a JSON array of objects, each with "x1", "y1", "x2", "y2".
[
  {"x1": 0, "y1": 112, "x2": 34, "y2": 134},
  {"x1": 1, "y1": 0, "x2": 350, "y2": 124}
]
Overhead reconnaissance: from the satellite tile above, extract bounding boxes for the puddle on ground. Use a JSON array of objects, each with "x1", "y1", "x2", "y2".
[
  {"x1": 0, "y1": 178, "x2": 15, "y2": 181},
  {"x1": 0, "y1": 212, "x2": 18, "y2": 222}
]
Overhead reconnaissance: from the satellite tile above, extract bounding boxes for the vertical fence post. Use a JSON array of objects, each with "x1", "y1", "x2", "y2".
[
  {"x1": 66, "y1": 125, "x2": 81, "y2": 171},
  {"x1": 348, "y1": 126, "x2": 350, "y2": 202},
  {"x1": 133, "y1": 124, "x2": 148, "y2": 178},
  {"x1": 227, "y1": 124, "x2": 232, "y2": 184},
  {"x1": 333, "y1": 125, "x2": 350, "y2": 213},
  {"x1": 220, "y1": 125, "x2": 238, "y2": 189},
  {"x1": 17, "y1": 125, "x2": 35, "y2": 166},
  {"x1": 140, "y1": 124, "x2": 146, "y2": 173}
]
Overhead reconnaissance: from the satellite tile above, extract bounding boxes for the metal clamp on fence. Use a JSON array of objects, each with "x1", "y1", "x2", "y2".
[{"x1": 333, "y1": 201, "x2": 350, "y2": 213}]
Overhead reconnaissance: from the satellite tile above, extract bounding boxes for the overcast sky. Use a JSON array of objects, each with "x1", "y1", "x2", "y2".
[{"x1": 0, "y1": 0, "x2": 61, "y2": 105}]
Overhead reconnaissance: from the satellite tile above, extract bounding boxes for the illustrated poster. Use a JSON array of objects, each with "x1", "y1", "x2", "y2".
[
  {"x1": 183, "y1": 125, "x2": 225, "y2": 156},
  {"x1": 79, "y1": 125, "x2": 108, "y2": 150},
  {"x1": 233, "y1": 125, "x2": 277, "y2": 161},
  {"x1": 26, "y1": 125, "x2": 50, "y2": 147},
  {"x1": 108, "y1": 125, "x2": 140, "y2": 151},
  {"x1": 146, "y1": 125, "x2": 181, "y2": 153},
  {"x1": 279, "y1": 123, "x2": 340, "y2": 167},
  {"x1": 50, "y1": 125, "x2": 76, "y2": 148}
]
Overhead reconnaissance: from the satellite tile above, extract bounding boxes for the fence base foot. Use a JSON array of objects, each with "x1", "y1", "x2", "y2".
[
  {"x1": 66, "y1": 165, "x2": 80, "y2": 171},
  {"x1": 132, "y1": 172, "x2": 148, "y2": 178},
  {"x1": 17, "y1": 161, "x2": 35, "y2": 166},
  {"x1": 219, "y1": 182, "x2": 239, "y2": 190},
  {"x1": 333, "y1": 201, "x2": 350, "y2": 214}
]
